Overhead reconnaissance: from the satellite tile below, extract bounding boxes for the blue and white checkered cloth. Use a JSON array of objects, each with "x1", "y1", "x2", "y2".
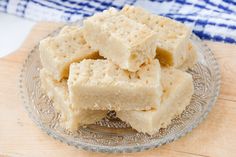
[{"x1": 1, "y1": 0, "x2": 236, "y2": 44}]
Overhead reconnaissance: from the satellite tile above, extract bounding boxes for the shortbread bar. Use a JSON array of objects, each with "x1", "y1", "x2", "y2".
[
  {"x1": 40, "y1": 69, "x2": 107, "y2": 131},
  {"x1": 68, "y1": 59, "x2": 162, "y2": 110},
  {"x1": 39, "y1": 26, "x2": 100, "y2": 81},
  {"x1": 117, "y1": 68, "x2": 194, "y2": 135},
  {"x1": 83, "y1": 8, "x2": 158, "y2": 72},
  {"x1": 121, "y1": 5, "x2": 191, "y2": 68},
  {"x1": 178, "y1": 42, "x2": 198, "y2": 70}
]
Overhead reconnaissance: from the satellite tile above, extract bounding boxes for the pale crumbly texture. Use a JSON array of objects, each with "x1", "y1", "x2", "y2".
[
  {"x1": 83, "y1": 8, "x2": 158, "y2": 72},
  {"x1": 39, "y1": 26, "x2": 100, "y2": 81},
  {"x1": 40, "y1": 69, "x2": 107, "y2": 131},
  {"x1": 178, "y1": 42, "x2": 198, "y2": 71},
  {"x1": 121, "y1": 5, "x2": 191, "y2": 68},
  {"x1": 68, "y1": 59, "x2": 162, "y2": 111},
  {"x1": 116, "y1": 68, "x2": 194, "y2": 135}
]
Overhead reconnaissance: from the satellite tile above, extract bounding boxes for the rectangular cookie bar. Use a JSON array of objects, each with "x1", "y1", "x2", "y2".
[
  {"x1": 40, "y1": 69, "x2": 107, "y2": 131},
  {"x1": 116, "y1": 68, "x2": 194, "y2": 135},
  {"x1": 83, "y1": 8, "x2": 158, "y2": 72},
  {"x1": 68, "y1": 59, "x2": 162, "y2": 110},
  {"x1": 39, "y1": 26, "x2": 100, "y2": 81},
  {"x1": 178, "y1": 42, "x2": 198, "y2": 71},
  {"x1": 121, "y1": 5, "x2": 191, "y2": 68}
]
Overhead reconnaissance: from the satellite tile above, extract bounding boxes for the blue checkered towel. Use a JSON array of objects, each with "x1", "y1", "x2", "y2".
[{"x1": 1, "y1": 0, "x2": 236, "y2": 44}]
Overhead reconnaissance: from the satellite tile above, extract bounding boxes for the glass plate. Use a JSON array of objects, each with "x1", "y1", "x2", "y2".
[{"x1": 19, "y1": 24, "x2": 220, "y2": 153}]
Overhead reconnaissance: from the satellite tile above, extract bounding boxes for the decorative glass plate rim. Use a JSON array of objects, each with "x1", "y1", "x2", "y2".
[{"x1": 19, "y1": 25, "x2": 221, "y2": 153}]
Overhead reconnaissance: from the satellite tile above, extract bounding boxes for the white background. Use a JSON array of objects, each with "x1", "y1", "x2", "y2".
[{"x1": 0, "y1": 12, "x2": 35, "y2": 57}]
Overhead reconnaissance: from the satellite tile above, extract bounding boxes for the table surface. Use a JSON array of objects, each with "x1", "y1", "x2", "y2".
[{"x1": 0, "y1": 22, "x2": 236, "y2": 157}]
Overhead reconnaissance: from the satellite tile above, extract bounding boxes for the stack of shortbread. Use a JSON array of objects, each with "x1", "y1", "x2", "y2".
[{"x1": 39, "y1": 5, "x2": 196, "y2": 135}]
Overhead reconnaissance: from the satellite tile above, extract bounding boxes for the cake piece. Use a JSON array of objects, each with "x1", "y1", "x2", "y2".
[
  {"x1": 117, "y1": 68, "x2": 194, "y2": 135},
  {"x1": 83, "y1": 8, "x2": 158, "y2": 72},
  {"x1": 68, "y1": 59, "x2": 162, "y2": 111},
  {"x1": 40, "y1": 69, "x2": 107, "y2": 131},
  {"x1": 178, "y1": 42, "x2": 198, "y2": 71},
  {"x1": 39, "y1": 26, "x2": 100, "y2": 81},
  {"x1": 121, "y1": 5, "x2": 191, "y2": 68}
]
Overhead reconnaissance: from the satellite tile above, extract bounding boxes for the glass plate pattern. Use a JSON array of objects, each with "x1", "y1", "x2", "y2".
[{"x1": 19, "y1": 25, "x2": 220, "y2": 153}]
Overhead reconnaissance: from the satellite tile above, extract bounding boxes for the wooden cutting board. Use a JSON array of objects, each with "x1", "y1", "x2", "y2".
[{"x1": 0, "y1": 22, "x2": 236, "y2": 157}]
